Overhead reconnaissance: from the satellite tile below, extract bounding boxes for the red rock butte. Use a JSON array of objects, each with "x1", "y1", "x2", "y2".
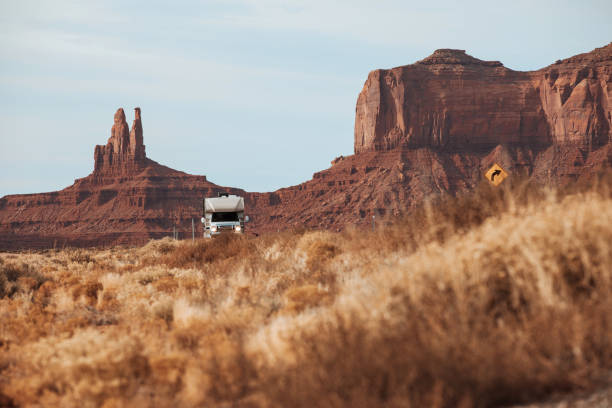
[
  {"x1": 1, "y1": 43, "x2": 611, "y2": 249},
  {"x1": 355, "y1": 46, "x2": 611, "y2": 153}
]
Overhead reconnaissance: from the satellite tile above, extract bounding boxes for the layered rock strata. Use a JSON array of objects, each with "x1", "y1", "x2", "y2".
[
  {"x1": 1, "y1": 43, "x2": 611, "y2": 249},
  {"x1": 355, "y1": 45, "x2": 612, "y2": 153}
]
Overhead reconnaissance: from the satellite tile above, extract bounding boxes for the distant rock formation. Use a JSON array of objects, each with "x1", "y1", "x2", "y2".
[
  {"x1": 94, "y1": 108, "x2": 147, "y2": 175},
  {"x1": 130, "y1": 107, "x2": 144, "y2": 156},
  {"x1": 1, "y1": 43, "x2": 611, "y2": 249},
  {"x1": 0, "y1": 108, "x2": 229, "y2": 249},
  {"x1": 354, "y1": 44, "x2": 612, "y2": 153}
]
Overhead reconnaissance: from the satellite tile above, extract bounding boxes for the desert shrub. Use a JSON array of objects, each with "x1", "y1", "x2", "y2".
[
  {"x1": 0, "y1": 272, "x2": 8, "y2": 298},
  {"x1": 284, "y1": 284, "x2": 332, "y2": 314},
  {"x1": 0, "y1": 262, "x2": 48, "y2": 298},
  {"x1": 141, "y1": 236, "x2": 180, "y2": 255},
  {"x1": 5, "y1": 329, "x2": 150, "y2": 407},
  {"x1": 159, "y1": 234, "x2": 257, "y2": 269},
  {"x1": 68, "y1": 249, "x2": 94, "y2": 264},
  {"x1": 153, "y1": 300, "x2": 174, "y2": 324},
  {"x1": 153, "y1": 276, "x2": 179, "y2": 293},
  {"x1": 188, "y1": 331, "x2": 257, "y2": 404},
  {"x1": 305, "y1": 240, "x2": 340, "y2": 271},
  {"x1": 1, "y1": 262, "x2": 29, "y2": 282},
  {"x1": 71, "y1": 280, "x2": 103, "y2": 305},
  {"x1": 98, "y1": 288, "x2": 120, "y2": 312},
  {"x1": 378, "y1": 177, "x2": 548, "y2": 253}
]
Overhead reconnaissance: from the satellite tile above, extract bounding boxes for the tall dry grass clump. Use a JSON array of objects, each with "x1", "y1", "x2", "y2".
[{"x1": 1, "y1": 175, "x2": 612, "y2": 407}]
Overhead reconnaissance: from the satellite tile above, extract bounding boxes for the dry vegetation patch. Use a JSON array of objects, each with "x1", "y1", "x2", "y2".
[{"x1": 1, "y1": 177, "x2": 612, "y2": 407}]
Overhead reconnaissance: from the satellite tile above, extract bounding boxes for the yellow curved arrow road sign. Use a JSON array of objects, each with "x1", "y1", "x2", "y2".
[{"x1": 485, "y1": 163, "x2": 508, "y2": 186}]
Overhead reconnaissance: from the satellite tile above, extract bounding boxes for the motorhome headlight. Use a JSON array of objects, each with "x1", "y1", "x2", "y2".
[
  {"x1": 235, "y1": 225, "x2": 241, "y2": 232},
  {"x1": 211, "y1": 225, "x2": 218, "y2": 232}
]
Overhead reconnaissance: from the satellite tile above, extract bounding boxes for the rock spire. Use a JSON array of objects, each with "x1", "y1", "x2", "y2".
[{"x1": 94, "y1": 107, "x2": 147, "y2": 174}]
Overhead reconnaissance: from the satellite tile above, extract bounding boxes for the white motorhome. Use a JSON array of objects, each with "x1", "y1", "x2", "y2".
[{"x1": 202, "y1": 193, "x2": 249, "y2": 238}]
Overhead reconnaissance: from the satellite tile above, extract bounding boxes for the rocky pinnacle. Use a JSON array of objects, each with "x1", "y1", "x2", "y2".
[{"x1": 94, "y1": 107, "x2": 147, "y2": 174}]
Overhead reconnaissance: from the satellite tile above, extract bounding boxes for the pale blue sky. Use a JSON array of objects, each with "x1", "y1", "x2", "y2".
[{"x1": 1, "y1": 0, "x2": 610, "y2": 196}]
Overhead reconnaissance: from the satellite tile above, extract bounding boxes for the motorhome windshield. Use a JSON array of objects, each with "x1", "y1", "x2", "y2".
[{"x1": 211, "y1": 212, "x2": 239, "y2": 222}]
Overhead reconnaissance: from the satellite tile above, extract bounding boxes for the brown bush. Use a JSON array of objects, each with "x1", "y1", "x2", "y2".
[
  {"x1": 153, "y1": 276, "x2": 179, "y2": 293},
  {"x1": 0, "y1": 262, "x2": 48, "y2": 298},
  {"x1": 68, "y1": 249, "x2": 94, "y2": 264},
  {"x1": 157, "y1": 234, "x2": 257, "y2": 270},
  {"x1": 284, "y1": 284, "x2": 332, "y2": 313},
  {"x1": 72, "y1": 280, "x2": 103, "y2": 304}
]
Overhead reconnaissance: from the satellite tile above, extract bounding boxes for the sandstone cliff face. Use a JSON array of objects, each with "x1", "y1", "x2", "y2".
[
  {"x1": 355, "y1": 44, "x2": 612, "y2": 153},
  {"x1": 1, "y1": 44, "x2": 612, "y2": 249},
  {"x1": 537, "y1": 45, "x2": 612, "y2": 147}
]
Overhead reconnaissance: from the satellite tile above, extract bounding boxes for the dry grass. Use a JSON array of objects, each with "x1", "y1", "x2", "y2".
[{"x1": 1, "y1": 175, "x2": 612, "y2": 407}]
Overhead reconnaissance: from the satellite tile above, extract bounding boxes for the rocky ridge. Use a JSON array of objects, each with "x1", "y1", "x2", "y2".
[{"x1": 1, "y1": 43, "x2": 611, "y2": 249}]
